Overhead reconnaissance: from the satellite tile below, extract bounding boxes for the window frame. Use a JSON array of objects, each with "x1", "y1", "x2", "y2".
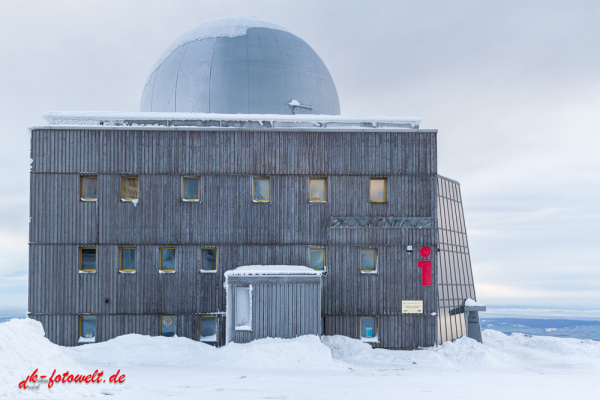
[
  {"x1": 182, "y1": 176, "x2": 200, "y2": 202},
  {"x1": 234, "y1": 286, "x2": 252, "y2": 331},
  {"x1": 79, "y1": 315, "x2": 97, "y2": 341},
  {"x1": 159, "y1": 315, "x2": 176, "y2": 337},
  {"x1": 309, "y1": 178, "x2": 327, "y2": 203},
  {"x1": 360, "y1": 248, "x2": 378, "y2": 273},
  {"x1": 252, "y1": 177, "x2": 270, "y2": 203},
  {"x1": 79, "y1": 247, "x2": 97, "y2": 273},
  {"x1": 200, "y1": 247, "x2": 218, "y2": 273},
  {"x1": 360, "y1": 316, "x2": 378, "y2": 340},
  {"x1": 200, "y1": 315, "x2": 218, "y2": 342},
  {"x1": 308, "y1": 247, "x2": 326, "y2": 271},
  {"x1": 121, "y1": 176, "x2": 139, "y2": 202},
  {"x1": 119, "y1": 247, "x2": 136, "y2": 273},
  {"x1": 159, "y1": 247, "x2": 176, "y2": 273},
  {"x1": 80, "y1": 175, "x2": 98, "y2": 202},
  {"x1": 369, "y1": 178, "x2": 387, "y2": 203}
]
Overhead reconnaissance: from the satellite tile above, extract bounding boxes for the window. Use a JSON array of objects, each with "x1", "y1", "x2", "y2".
[
  {"x1": 201, "y1": 248, "x2": 217, "y2": 272},
  {"x1": 79, "y1": 315, "x2": 96, "y2": 343},
  {"x1": 200, "y1": 315, "x2": 217, "y2": 342},
  {"x1": 252, "y1": 178, "x2": 270, "y2": 202},
  {"x1": 79, "y1": 247, "x2": 97, "y2": 272},
  {"x1": 159, "y1": 248, "x2": 176, "y2": 272},
  {"x1": 183, "y1": 177, "x2": 200, "y2": 201},
  {"x1": 80, "y1": 176, "x2": 98, "y2": 201},
  {"x1": 119, "y1": 247, "x2": 136, "y2": 273},
  {"x1": 160, "y1": 315, "x2": 176, "y2": 337},
  {"x1": 309, "y1": 178, "x2": 327, "y2": 202},
  {"x1": 360, "y1": 248, "x2": 377, "y2": 273},
  {"x1": 361, "y1": 317, "x2": 378, "y2": 340},
  {"x1": 121, "y1": 176, "x2": 139, "y2": 201},
  {"x1": 308, "y1": 248, "x2": 325, "y2": 271},
  {"x1": 235, "y1": 286, "x2": 251, "y2": 330},
  {"x1": 369, "y1": 178, "x2": 386, "y2": 203}
]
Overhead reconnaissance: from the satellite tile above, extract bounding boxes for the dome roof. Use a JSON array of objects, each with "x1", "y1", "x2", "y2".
[{"x1": 140, "y1": 17, "x2": 340, "y2": 115}]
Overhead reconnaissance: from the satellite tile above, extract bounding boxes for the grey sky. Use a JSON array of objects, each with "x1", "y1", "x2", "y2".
[{"x1": 1, "y1": 1, "x2": 599, "y2": 310}]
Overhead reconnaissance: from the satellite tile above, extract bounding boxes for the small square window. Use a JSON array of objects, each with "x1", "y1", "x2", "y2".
[
  {"x1": 360, "y1": 248, "x2": 377, "y2": 273},
  {"x1": 369, "y1": 178, "x2": 386, "y2": 203},
  {"x1": 361, "y1": 317, "x2": 378, "y2": 340},
  {"x1": 308, "y1": 248, "x2": 325, "y2": 271},
  {"x1": 235, "y1": 286, "x2": 252, "y2": 330},
  {"x1": 200, "y1": 315, "x2": 217, "y2": 342},
  {"x1": 121, "y1": 176, "x2": 139, "y2": 201},
  {"x1": 79, "y1": 315, "x2": 96, "y2": 342},
  {"x1": 80, "y1": 247, "x2": 97, "y2": 272},
  {"x1": 183, "y1": 177, "x2": 200, "y2": 201},
  {"x1": 309, "y1": 178, "x2": 327, "y2": 202},
  {"x1": 159, "y1": 248, "x2": 176, "y2": 272},
  {"x1": 119, "y1": 247, "x2": 136, "y2": 273},
  {"x1": 80, "y1": 176, "x2": 98, "y2": 201},
  {"x1": 201, "y1": 248, "x2": 217, "y2": 272},
  {"x1": 253, "y1": 178, "x2": 270, "y2": 202},
  {"x1": 160, "y1": 315, "x2": 176, "y2": 337}
]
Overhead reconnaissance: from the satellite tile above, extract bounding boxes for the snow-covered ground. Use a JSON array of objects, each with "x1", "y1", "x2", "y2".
[{"x1": 1, "y1": 318, "x2": 598, "y2": 399}]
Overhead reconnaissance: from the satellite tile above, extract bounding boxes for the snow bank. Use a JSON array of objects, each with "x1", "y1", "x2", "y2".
[
  {"x1": 0, "y1": 319, "x2": 83, "y2": 394},
  {"x1": 2, "y1": 318, "x2": 599, "y2": 399}
]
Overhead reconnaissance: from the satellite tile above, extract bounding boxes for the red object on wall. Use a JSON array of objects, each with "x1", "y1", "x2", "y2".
[
  {"x1": 418, "y1": 261, "x2": 432, "y2": 286},
  {"x1": 420, "y1": 246, "x2": 431, "y2": 258}
]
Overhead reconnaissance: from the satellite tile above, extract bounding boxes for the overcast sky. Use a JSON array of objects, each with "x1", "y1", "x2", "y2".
[{"x1": 1, "y1": 1, "x2": 599, "y2": 311}]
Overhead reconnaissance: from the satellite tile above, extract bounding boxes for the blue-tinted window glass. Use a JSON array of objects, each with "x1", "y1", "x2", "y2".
[
  {"x1": 161, "y1": 316, "x2": 176, "y2": 337},
  {"x1": 160, "y1": 248, "x2": 176, "y2": 271},
  {"x1": 80, "y1": 316, "x2": 96, "y2": 338},
  {"x1": 201, "y1": 316, "x2": 217, "y2": 339},
  {"x1": 120, "y1": 248, "x2": 136, "y2": 271},
  {"x1": 309, "y1": 248, "x2": 325, "y2": 270},
  {"x1": 81, "y1": 248, "x2": 96, "y2": 271},
  {"x1": 361, "y1": 317, "x2": 377, "y2": 338},
  {"x1": 201, "y1": 248, "x2": 217, "y2": 271}
]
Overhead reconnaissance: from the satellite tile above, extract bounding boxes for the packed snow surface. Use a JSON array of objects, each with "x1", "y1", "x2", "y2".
[
  {"x1": 42, "y1": 111, "x2": 422, "y2": 129},
  {"x1": 465, "y1": 298, "x2": 486, "y2": 307},
  {"x1": 225, "y1": 265, "x2": 321, "y2": 276},
  {"x1": 1, "y1": 318, "x2": 598, "y2": 399}
]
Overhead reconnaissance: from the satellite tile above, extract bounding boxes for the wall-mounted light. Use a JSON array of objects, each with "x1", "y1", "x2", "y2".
[{"x1": 406, "y1": 245, "x2": 413, "y2": 252}]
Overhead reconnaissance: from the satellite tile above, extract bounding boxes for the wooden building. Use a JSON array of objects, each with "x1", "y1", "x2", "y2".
[{"x1": 28, "y1": 17, "x2": 482, "y2": 348}]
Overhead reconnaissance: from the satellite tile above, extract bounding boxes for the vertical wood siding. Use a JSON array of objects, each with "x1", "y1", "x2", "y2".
[{"x1": 29, "y1": 127, "x2": 440, "y2": 348}]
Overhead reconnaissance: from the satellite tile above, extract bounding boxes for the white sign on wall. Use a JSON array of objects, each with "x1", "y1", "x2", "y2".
[{"x1": 402, "y1": 300, "x2": 423, "y2": 314}]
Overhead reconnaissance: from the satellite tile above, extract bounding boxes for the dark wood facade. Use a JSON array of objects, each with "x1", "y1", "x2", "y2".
[{"x1": 28, "y1": 125, "x2": 476, "y2": 348}]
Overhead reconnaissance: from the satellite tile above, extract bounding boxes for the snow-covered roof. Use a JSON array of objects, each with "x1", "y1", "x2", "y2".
[
  {"x1": 42, "y1": 112, "x2": 421, "y2": 130},
  {"x1": 225, "y1": 265, "x2": 321, "y2": 277}
]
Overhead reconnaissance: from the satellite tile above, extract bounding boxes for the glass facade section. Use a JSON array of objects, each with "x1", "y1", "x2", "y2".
[
  {"x1": 309, "y1": 178, "x2": 326, "y2": 202},
  {"x1": 80, "y1": 176, "x2": 98, "y2": 201},
  {"x1": 436, "y1": 177, "x2": 477, "y2": 344},
  {"x1": 369, "y1": 178, "x2": 386, "y2": 202},
  {"x1": 252, "y1": 178, "x2": 270, "y2": 202}
]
